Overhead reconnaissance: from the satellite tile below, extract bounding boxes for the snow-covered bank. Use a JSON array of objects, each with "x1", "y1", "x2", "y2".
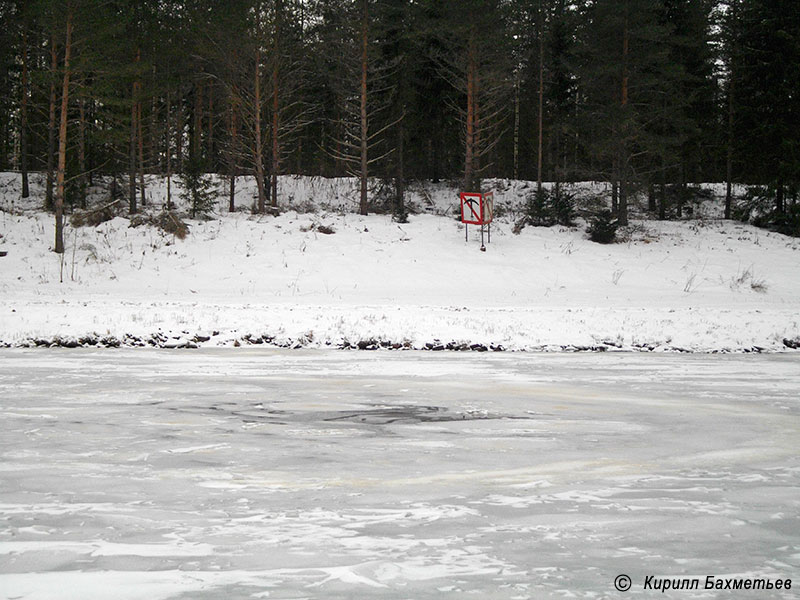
[
  {"x1": 1, "y1": 173, "x2": 798, "y2": 351},
  {"x1": 3, "y1": 302, "x2": 799, "y2": 352}
]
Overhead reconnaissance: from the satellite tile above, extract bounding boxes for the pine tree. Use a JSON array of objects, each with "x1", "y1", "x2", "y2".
[{"x1": 438, "y1": 0, "x2": 513, "y2": 193}]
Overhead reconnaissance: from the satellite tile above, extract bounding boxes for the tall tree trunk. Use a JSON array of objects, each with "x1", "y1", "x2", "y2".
[
  {"x1": 776, "y1": 180, "x2": 784, "y2": 214},
  {"x1": 228, "y1": 91, "x2": 239, "y2": 212},
  {"x1": 175, "y1": 98, "x2": 183, "y2": 171},
  {"x1": 46, "y1": 35, "x2": 58, "y2": 211},
  {"x1": 359, "y1": 0, "x2": 369, "y2": 215},
  {"x1": 617, "y1": 2, "x2": 630, "y2": 227},
  {"x1": 537, "y1": 0, "x2": 544, "y2": 196},
  {"x1": 129, "y1": 80, "x2": 138, "y2": 214},
  {"x1": 166, "y1": 90, "x2": 172, "y2": 209},
  {"x1": 134, "y1": 49, "x2": 145, "y2": 206},
  {"x1": 207, "y1": 80, "x2": 214, "y2": 164},
  {"x1": 54, "y1": 12, "x2": 73, "y2": 255},
  {"x1": 464, "y1": 34, "x2": 475, "y2": 193},
  {"x1": 513, "y1": 69, "x2": 520, "y2": 180},
  {"x1": 432, "y1": 114, "x2": 441, "y2": 182},
  {"x1": 193, "y1": 80, "x2": 203, "y2": 160},
  {"x1": 395, "y1": 113, "x2": 405, "y2": 218},
  {"x1": 254, "y1": 49, "x2": 267, "y2": 213},
  {"x1": 611, "y1": 159, "x2": 618, "y2": 214},
  {"x1": 334, "y1": 111, "x2": 343, "y2": 176},
  {"x1": 78, "y1": 96, "x2": 87, "y2": 208},
  {"x1": 725, "y1": 77, "x2": 734, "y2": 219},
  {"x1": 20, "y1": 30, "x2": 30, "y2": 198},
  {"x1": 659, "y1": 155, "x2": 667, "y2": 220},
  {"x1": 150, "y1": 77, "x2": 157, "y2": 174},
  {"x1": 137, "y1": 95, "x2": 146, "y2": 205},
  {"x1": 271, "y1": 0, "x2": 281, "y2": 209},
  {"x1": 87, "y1": 97, "x2": 94, "y2": 186}
]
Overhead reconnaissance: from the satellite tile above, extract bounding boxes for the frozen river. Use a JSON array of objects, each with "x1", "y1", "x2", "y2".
[{"x1": 1, "y1": 349, "x2": 799, "y2": 599}]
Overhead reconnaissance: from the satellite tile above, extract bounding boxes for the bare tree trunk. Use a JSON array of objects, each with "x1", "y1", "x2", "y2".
[
  {"x1": 513, "y1": 69, "x2": 520, "y2": 181},
  {"x1": 464, "y1": 35, "x2": 475, "y2": 193},
  {"x1": 725, "y1": 80, "x2": 733, "y2": 219},
  {"x1": 166, "y1": 90, "x2": 172, "y2": 209},
  {"x1": 271, "y1": 0, "x2": 281, "y2": 209},
  {"x1": 207, "y1": 80, "x2": 214, "y2": 164},
  {"x1": 537, "y1": 0, "x2": 544, "y2": 196},
  {"x1": 54, "y1": 12, "x2": 73, "y2": 255},
  {"x1": 78, "y1": 96, "x2": 87, "y2": 208},
  {"x1": 137, "y1": 91, "x2": 146, "y2": 205},
  {"x1": 616, "y1": 2, "x2": 630, "y2": 227},
  {"x1": 46, "y1": 35, "x2": 58, "y2": 211},
  {"x1": 228, "y1": 91, "x2": 239, "y2": 212},
  {"x1": 659, "y1": 154, "x2": 667, "y2": 220},
  {"x1": 359, "y1": 0, "x2": 369, "y2": 215},
  {"x1": 150, "y1": 76, "x2": 157, "y2": 174},
  {"x1": 334, "y1": 111, "x2": 343, "y2": 176},
  {"x1": 193, "y1": 80, "x2": 203, "y2": 160},
  {"x1": 20, "y1": 30, "x2": 30, "y2": 198},
  {"x1": 87, "y1": 97, "x2": 95, "y2": 186},
  {"x1": 175, "y1": 98, "x2": 183, "y2": 171},
  {"x1": 724, "y1": 2, "x2": 737, "y2": 221},
  {"x1": 432, "y1": 115, "x2": 441, "y2": 182},
  {"x1": 395, "y1": 113, "x2": 405, "y2": 217},
  {"x1": 129, "y1": 80, "x2": 138, "y2": 214},
  {"x1": 254, "y1": 49, "x2": 267, "y2": 213}
]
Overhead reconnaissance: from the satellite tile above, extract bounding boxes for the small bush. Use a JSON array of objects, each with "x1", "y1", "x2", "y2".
[
  {"x1": 734, "y1": 185, "x2": 799, "y2": 237},
  {"x1": 523, "y1": 188, "x2": 575, "y2": 227},
  {"x1": 393, "y1": 203, "x2": 409, "y2": 224},
  {"x1": 734, "y1": 186, "x2": 772, "y2": 224},
  {"x1": 771, "y1": 204, "x2": 800, "y2": 237},
  {"x1": 587, "y1": 210, "x2": 618, "y2": 243}
]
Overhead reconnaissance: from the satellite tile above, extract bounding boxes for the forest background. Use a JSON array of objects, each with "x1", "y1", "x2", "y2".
[{"x1": 0, "y1": 0, "x2": 798, "y2": 254}]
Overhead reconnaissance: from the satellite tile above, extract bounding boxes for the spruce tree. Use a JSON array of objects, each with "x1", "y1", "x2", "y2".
[{"x1": 734, "y1": 0, "x2": 800, "y2": 214}]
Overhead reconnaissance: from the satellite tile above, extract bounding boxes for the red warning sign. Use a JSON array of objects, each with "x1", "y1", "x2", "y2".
[{"x1": 460, "y1": 192, "x2": 494, "y2": 225}]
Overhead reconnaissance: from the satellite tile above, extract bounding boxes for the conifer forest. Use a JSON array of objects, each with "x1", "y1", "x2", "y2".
[{"x1": 0, "y1": 0, "x2": 798, "y2": 244}]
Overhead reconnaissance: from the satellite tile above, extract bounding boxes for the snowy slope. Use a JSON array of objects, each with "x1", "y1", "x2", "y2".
[{"x1": 1, "y1": 172, "x2": 798, "y2": 351}]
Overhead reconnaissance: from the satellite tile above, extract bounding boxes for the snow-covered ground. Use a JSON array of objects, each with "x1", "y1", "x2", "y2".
[
  {"x1": 0, "y1": 172, "x2": 798, "y2": 351},
  {"x1": 1, "y1": 349, "x2": 798, "y2": 599}
]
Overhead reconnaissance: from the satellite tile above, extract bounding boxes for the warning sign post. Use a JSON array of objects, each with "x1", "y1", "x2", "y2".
[{"x1": 460, "y1": 191, "x2": 493, "y2": 251}]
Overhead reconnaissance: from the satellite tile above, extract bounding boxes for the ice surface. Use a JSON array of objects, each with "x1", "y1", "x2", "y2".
[{"x1": 1, "y1": 349, "x2": 799, "y2": 598}]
